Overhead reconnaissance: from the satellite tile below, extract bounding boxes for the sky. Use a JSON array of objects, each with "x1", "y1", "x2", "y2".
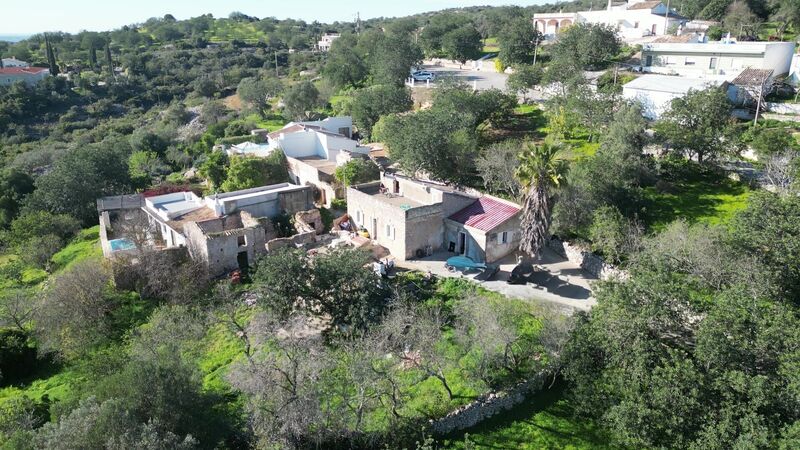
[{"x1": 3, "y1": 0, "x2": 546, "y2": 35}]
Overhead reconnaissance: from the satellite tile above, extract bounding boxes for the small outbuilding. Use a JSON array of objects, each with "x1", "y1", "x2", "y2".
[{"x1": 445, "y1": 196, "x2": 522, "y2": 264}]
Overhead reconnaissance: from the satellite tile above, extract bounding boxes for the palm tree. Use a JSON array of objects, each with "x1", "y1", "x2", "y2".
[{"x1": 516, "y1": 140, "x2": 568, "y2": 259}]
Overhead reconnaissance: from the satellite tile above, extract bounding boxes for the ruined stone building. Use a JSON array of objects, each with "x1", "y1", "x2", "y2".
[{"x1": 97, "y1": 183, "x2": 314, "y2": 275}]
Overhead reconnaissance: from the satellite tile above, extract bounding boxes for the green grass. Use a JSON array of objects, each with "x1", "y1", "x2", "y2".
[
  {"x1": 244, "y1": 113, "x2": 286, "y2": 131},
  {"x1": 442, "y1": 384, "x2": 615, "y2": 450},
  {"x1": 0, "y1": 364, "x2": 80, "y2": 405},
  {"x1": 206, "y1": 19, "x2": 269, "y2": 43},
  {"x1": 198, "y1": 319, "x2": 247, "y2": 392},
  {"x1": 0, "y1": 254, "x2": 17, "y2": 266},
  {"x1": 485, "y1": 104, "x2": 548, "y2": 143},
  {"x1": 643, "y1": 177, "x2": 751, "y2": 231},
  {"x1": 757, "y1": 22, "x2": 797, "y2": 42},
  {"x1": 50, "y1": 226, "x2": 101, "y2": 271},
  {"x1": 482, "y1": 37, "x2": 500, "y2": 53}
]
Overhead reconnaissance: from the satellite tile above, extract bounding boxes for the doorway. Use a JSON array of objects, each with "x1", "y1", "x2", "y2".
[
  {"x1": 237, "y1": 251, "x2": 249, "y2": 271},
  {"x1": 458, "y1": 232, "x2": 467, "y2": 255},
  {"x1": 393, "y1": 179, "x2": 400, "y2": 194}
]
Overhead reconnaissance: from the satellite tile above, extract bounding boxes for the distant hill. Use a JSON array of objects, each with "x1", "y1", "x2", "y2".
[{"x1": 0, "y1": 34, "x2": 31, "y2": 43}]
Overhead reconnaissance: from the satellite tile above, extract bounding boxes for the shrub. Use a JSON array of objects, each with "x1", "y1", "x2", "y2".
[{"x1": 333, "y1": 158, "x2": 380, "y2": 187}]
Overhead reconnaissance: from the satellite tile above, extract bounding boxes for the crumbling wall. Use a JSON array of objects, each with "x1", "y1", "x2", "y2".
[
  {"x1": 294, "y1": 209, "x2": 324, "y2": 234},
  {"x1": 265, "y1": 230, "x2": 316, "y2": 252},
  {"x1": 279, "y1": 188, "x2": 314, "y2": 215}
]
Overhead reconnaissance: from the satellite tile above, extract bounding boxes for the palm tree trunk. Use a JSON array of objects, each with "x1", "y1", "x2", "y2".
[{"x1": 519, "y1": 183, "x2": 552, "y2": 260}]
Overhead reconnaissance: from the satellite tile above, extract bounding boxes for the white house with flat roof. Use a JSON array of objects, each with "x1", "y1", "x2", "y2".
[
  {"x1": 533, "y1": 0, "x2": 686, "y2": 41},
  {"x1": 317, "y1": 33, "x2": 341, "y2": 52},
  {"x1": 226, "y1": 117, "x2": 374, "y2": 206},
  {"x1": 623, "y1": 74, "x2": 726, "y2": 119},
  {"x1": 641, "y1": 39, "x2": 795, "y2": 79}
]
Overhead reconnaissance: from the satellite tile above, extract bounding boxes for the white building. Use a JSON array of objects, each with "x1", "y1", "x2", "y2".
[
  {"x1": 0, "y1": 67, "x2": 50, "y2": 86},
  {"x1": 317, "y1": 33, "x2": 341, "y2": 52},
  {"x1": 641, "y1": 38, "x2": 796, "y2": 79},
  {"x1": 533, "y1": 0, "x2": 686, "y2": 41},
  {"x1": 1, "y1": 58, "x2": 30, "y2": 68},
  {"x1": 622, "y1": 74, "x2": 725, "y2": 119},
  {"x1": 225, "y1": 117, "x2": 373, "y2": 206}
]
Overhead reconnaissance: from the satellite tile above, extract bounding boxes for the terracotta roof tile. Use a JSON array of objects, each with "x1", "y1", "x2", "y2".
[
  {"x1": 731, "y1": 68, "x2": 773, "y2": 86},
  {"x1": 0, "y1": 67, "x2": 48, "y2": 75},
  {"x1": 448, "y1": 197, "x2": 521, "y2": 232}
]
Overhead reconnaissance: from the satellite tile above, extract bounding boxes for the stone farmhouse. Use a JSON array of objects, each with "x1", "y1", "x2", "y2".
[
  {"x1": 346, "y1": 173, "x2": 521, "y2": 263},
  {"x1": 97, "y1": 183, "x2": 315, "y2": 275}
]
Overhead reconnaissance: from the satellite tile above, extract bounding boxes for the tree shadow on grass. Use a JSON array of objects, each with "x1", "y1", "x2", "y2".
[
  {"x1": 643, "y1": 177, "x2": 749, "y2": 230},
  {"x1": 483, "y1": 106, "x2": 548, "y2": 144}
]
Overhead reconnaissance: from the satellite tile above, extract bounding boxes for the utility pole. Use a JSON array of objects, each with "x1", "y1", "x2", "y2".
[
  {"x1": 753, "y1": 76, "x2": 768, "y2": 127},
  {"x1": 664, "y1": 0, "x2": 671, "y2": 35}
]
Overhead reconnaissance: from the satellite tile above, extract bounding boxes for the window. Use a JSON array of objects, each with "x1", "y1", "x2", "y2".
[
  {"x1": 355, "y1": 210, "x2": 362, "y2": 225},
  {"x1": 385, "y1": 224, "x2": 395, "y2": 240},
  {"x1": 498, "y1": 231, "x2": 509, "y2": 244},
  {"x1": 684, "y1": 57, "x2": 696, "y2": 66},
  {"x1": 645, "y1": 55, "x2": 653, "y2": 67},
  {"x1": 237, "y1": 235, "x2": 247, "y2": 247},
  {"x1": 709, "y1": 57, "x2": 718, "y2": 69},
  {"x1": 664, "y1": 56, "x2": 675, "y2": 66},
  {"x1": 634, "y1": 21, "x2": 639, "y2": 29}
]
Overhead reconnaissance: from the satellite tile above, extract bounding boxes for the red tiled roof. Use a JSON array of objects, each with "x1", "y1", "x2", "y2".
[
  {"x1": 0, "y1": 67, "x2": 48, "y2": 75},
  {"x1": 448, "y1": 197, "x2": 521, "y2": 232}
]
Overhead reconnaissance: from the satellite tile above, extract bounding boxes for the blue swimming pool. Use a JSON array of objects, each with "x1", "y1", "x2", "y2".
[{"x1": 109, "y1": 238, "x2": 136, "y2": 252}]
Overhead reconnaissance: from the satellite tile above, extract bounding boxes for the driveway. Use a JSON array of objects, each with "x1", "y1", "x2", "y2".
[
  {"x1": 396, "y1": 248, "x2": 597, "y2": 312},
  {"x1": 414, "y1": 64, "x2": 510, "y2": 91}
]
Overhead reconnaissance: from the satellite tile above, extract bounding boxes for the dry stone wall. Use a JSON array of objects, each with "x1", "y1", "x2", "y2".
[
  {"x1": 548, "y1": 237, "x2": 627, "y2": 280},
  {"x1": 430, "y1": 371, "x2": 549, "y2": 435}
]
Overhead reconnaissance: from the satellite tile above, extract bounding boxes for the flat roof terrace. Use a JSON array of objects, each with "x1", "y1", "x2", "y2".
[
  {"x1": 296, "y1": 156, "x2": 337, "y2": 176},
  {"x1": 353, "y1": 183, "x2": 425, "y2": 210}
]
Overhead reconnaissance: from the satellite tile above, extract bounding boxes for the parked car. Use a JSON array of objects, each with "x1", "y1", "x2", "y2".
[{"x1": 411, "y1": 71, "x2": 435, "y2": 81}]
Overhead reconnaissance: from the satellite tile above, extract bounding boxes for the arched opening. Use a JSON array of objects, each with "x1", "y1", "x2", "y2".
[
  {"x1": 560, "y1": 19, "x2": 573, "y2": 29},
  {"x1": 547, "y1": 19, "x2": 559, "y2": 35}
]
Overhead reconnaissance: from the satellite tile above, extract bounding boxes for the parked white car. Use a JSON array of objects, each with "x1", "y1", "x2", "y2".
[{"x1": 411, "y1": 71, "x2": 435, "y2": 81}]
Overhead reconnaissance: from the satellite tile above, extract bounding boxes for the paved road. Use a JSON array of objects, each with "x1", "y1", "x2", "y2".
[{"x1": 413, "y1": 64, "x2": 510, "y2": 91}]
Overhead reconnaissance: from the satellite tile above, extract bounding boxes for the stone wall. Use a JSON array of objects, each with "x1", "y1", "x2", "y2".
[
  {"x1": 430, "y1": 371, "x2": 549, "y2": 435},
  {"x1": 766, "y1": 102, "x2": 800, "y2": 115},
  {"x1": 265, "y1": 230, "x2": 316, "y2": 252},
  {"x1": 547, "y1": 237, "x2": 626, "y2": 280}
]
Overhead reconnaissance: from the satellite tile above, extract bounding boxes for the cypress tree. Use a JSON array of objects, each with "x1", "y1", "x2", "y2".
[
  {"x1": 44, "y1": 34, "x2": 59, "y2": 76},
  {"x1": 105, "y1": 42, "x2": 113, "y2": 77},
  {"x1": 89, "y1": 46, "x2": 97, "y2": 67}
]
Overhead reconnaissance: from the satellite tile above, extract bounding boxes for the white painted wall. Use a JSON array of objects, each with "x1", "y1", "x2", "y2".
[{"x1": 624, "y1": 87, "x2": 683, "y2": 119}]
